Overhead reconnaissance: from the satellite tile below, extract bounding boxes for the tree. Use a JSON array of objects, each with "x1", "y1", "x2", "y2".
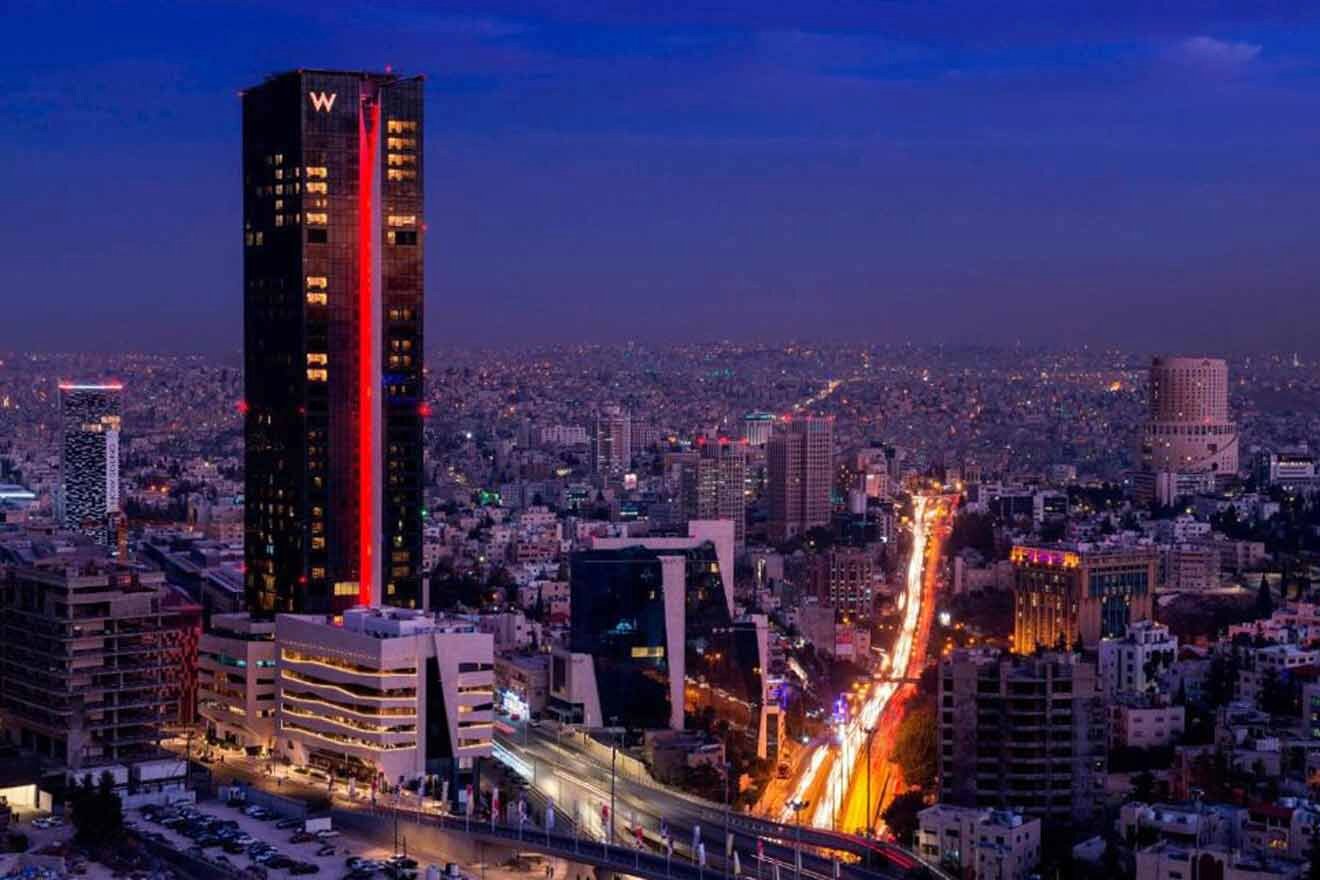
[
  {"x1": 891, "y1": 706, "x2": 937, "y2": 789},
  {"x1": 68, "y1": 771, "x2": 123, "y2": 849},
  {"x1": 881, "y1": 791, "x2": 925, "y2": 846},
  {"x1": 1256, "y1": 578, "x2": 1276, "y2": 619}
]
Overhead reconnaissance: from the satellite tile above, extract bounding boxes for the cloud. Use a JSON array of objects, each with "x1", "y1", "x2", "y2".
[{"x1": 1167, "y1": 35, "x2": 1261, "y2": 73}]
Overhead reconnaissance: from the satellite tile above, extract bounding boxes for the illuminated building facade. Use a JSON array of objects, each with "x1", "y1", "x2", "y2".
[
  {"x1": 58, "y1": 382, "x2": 122, "y2": 543},
  {"x1": 242, "y1": 69, "x2": 424, "y2": 615},
  {"x1": 1011, "y1": 544, "x2": 1156, "y2": 652},
  {"x1": 274, "y1": 608, "x2": 492, "y2": 792}
]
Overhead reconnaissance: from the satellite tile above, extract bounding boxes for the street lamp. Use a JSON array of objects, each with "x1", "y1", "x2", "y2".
[
  {"x1": 787, "y1": 798, "x2": 809, "y2": 880},
  {"x1": 862, "y1": 725, "x2": 877, "y2": 837}
]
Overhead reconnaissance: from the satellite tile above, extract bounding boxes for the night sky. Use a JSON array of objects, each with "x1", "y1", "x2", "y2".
[{"x1": 4, "y1": 2, "x2": 1320, "y2": 354}]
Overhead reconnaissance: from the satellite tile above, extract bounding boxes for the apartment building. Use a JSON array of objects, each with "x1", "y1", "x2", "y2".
[
  {"x1": 0, "y1": 558, "x2": 186, "y2": 801},
  {"x1": 939, "y1": 649, "x2": 1106, "y2": 826}
]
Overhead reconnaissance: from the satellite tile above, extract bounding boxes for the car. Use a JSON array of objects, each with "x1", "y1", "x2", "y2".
[
  {"x1": 290, "y1": 863, "x2": 321, "y2": 875},
  {"x1": 389, "y1": 858, "x2": 418, "y2": 870},
  {"x1": 267, "y1": 856, "x2": 294, "y2": 870},
  {"x1": 316, "y1": 845, "x2": 336, "y2": 857},
  {"x1": 224, "y1": 841, "x2": 248, "y2": 855},
  {"x1": 314, "y1": 830, "x2": 340, "y2": 840},
  {"x1": 226, "y1": 797, "x2": 247, "y2": 808},
  {"x1": 244, "y1": 806, "x2": 269, "y2": 818},
  {"x1": 345, "y1": 857, "x2": 365, "y2": 869},
  {"x1": 290, "y1": 832, "x2": 315, "y2": 844}
]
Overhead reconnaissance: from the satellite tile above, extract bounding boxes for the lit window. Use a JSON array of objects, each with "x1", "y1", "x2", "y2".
[
  {"x1": 306, "y1": 276, "x2": 328, "y2": 289},
  {"x1": 306, "y1": 166, "x2": 328, "y2": 179},
  {"x1": 307, "y1": 353, "x2": 328, "y2": 365},
  {"x1": 306, "y1": 212, "x2": 328, "y2": 225},
  {"x1": 387, "y1": 169, "x2": 416, "y2": 181},
  {"x1": 387, "y1": 119, "x2": 418, "y2": 134},
  {"x1": 306, "y1": 181, "x2": 327, "y2": 194},
  {"x1": 387, "y1": 215, "x2": 417, "y2": 228},
  {"x1": 387, "y1": 153, "x2": 416, "y2": 167},
  {"x1": 311, "y1": 537, "x2": 326, "y2": 550},
  {"x1": 307, "y1": 368, "x2": 328, "y2": 382},
  {"x1": 306, "y1": 293, "x2": 327, "y2": 305},
  {"x1": 387, "y1": 137, "x2": 417, "y2": 150},
  {"x1": 334, "y1": 582, "x2": 358, "y2": 597},
  {"x1": 311, "y1": 567, "x2": 326, "y2": 580}
]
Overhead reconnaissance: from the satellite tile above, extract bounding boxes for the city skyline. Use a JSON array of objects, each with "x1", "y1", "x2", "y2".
[{"x1": 6, "y1": 3, "x2": 1320, "y2": 353}]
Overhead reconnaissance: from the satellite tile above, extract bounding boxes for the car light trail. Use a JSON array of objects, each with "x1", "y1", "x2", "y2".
[{"x1": 780, "y1": 495, "x2": 937, "y2": 829}]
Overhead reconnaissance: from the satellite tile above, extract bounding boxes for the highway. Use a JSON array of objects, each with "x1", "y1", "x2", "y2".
[
  {"x1": 778, "y1": 494, "x2": 953, "y2": 834},
  {"x1": 495, "y1": 724, "x2": 921, "y2": 879}
]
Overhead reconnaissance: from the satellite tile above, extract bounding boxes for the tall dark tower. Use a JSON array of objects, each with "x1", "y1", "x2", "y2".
[{"x1": 242, "y1": 70, "x2": 424, "y2": 615}]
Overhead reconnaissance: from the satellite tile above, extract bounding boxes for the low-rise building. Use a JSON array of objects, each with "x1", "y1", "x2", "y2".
[
  {"x1": 917, "y1": 804, "x2": 1042, "y2": 880},
  {"x1": 198, "y1": 613, "x2": 277, "y2": 750},
  {"x1": 276, "y1": 607, "x2": 494, "y2": 797},
  {"x1": 1136, "y1": 843, "x2": 1303, "y2": 880}
]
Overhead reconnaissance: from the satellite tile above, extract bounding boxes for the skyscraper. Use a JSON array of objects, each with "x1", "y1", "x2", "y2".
[
  {"x1": 680, "y1": 437, "x2": 747, "y2": 553},
  {"x1": 57, "y1": 382, "x2": 122, "y2": 543},
  {"x1": 1140, "y1": 356, "x2": 1239, "y2": 477},
  {"x1": 242, "y1": 69, "x2": 424, "y2": 615},
  {"x1": 592, "y1": 405, "x2": 632, "y2": 475},
  {"x1": 767, "y1": 415, "x2": 833, "y2": 543}
]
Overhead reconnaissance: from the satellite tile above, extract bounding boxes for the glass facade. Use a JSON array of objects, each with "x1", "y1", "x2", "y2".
[
  {"x1": 242, "y1": 70, "x2": 424, "y2": 615},
  {"x1": 570, "y1": 543, "x2": 763, "y2": 731}
]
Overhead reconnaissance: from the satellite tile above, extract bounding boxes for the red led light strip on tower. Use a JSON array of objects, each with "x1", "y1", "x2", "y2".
[{"x1": 357, "y1": 95, "x2": 380, "y2": 608}]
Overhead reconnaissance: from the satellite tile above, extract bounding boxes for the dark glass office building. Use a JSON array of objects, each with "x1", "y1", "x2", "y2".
[
  {"x1": 568, "y1": 542, "x2": 764, "y2": 733},
  {"x1": 242, "y1": 70, "x2": 424, "y2": 615}
]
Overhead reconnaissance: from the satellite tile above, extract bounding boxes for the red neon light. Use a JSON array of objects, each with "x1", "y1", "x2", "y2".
[
  {"x1": 357, "y1": 95, "x2": 380, "y2": 608},
  {"x1": 418, "y1": 402, "x2": 433, "y2": 418},
  {"x1": 236, "y1": 399, "x2": 250, "y2": 415}
]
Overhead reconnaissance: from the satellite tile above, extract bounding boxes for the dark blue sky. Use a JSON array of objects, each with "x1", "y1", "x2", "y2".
[{"x1": 4, "y1": 1, "x2": 1320, "y2": 354}]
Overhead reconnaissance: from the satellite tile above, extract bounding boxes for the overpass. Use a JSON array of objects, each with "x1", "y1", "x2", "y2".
[
  {"x1": 494, "y1": 729, "x2": 933, "y2": 879},
  {"x1": 337, "y1": 808, "x2": 932, "y2": 880}
]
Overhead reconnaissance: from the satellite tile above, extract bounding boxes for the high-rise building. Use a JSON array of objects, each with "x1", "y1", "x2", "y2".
[
  {"x1": 242, "y1": 69, "x2": 425, "y2": 615},
  {"x1": 680, "y1": 438, "x2": 747, "y2": 553},
  {"x1": 938, "y1": 649, "x2": 1106, "y2": 827},
  {"x1": 742, "y1": 412, "x2": 775, "y2": 447},
  {"x1": 592, "y1": 406, "x2": 632, "y2": 475},
  {"x1": 0, "y1": 558, "x2": 187, "y2": 800},
  {"x1": 807, "y1": 546, "x2": 875, "y2": 616},
  {"x1": 57, "y1": 382, "x2": 122, "y2": 543},
  {"x1": 767, "y1": 415, "x2": 833, "y2": 543},
  {"x1": 1010, "y1": 544, "x2": 1156, "y2": 652},
  {"x1": 1139, "y1": 356, "x2": 1239, "y2": 479}
]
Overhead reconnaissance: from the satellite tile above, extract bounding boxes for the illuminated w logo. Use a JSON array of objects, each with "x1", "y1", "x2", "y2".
[{"x1": 308, "y1": 91, "x2": 338, "y2": 113}]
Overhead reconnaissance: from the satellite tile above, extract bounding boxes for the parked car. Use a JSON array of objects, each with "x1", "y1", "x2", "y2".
[
  {"x1": 290, "y1": 862, "x2": 320, "y2": 875},
  {"x1": 276, "y1": 818, "x2": 302, "y2": 830}
]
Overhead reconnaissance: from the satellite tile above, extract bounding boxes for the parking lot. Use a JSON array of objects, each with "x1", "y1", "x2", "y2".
[{"x1": 136, "y1": 799, "x2": 428, "y2": 880}]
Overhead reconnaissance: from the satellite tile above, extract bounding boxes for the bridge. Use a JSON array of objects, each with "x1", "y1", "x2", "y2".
[
  {"x1": 491, "y1": 731, "x2": 935, "y2": 880},
  {"x1": 336, "y1": 808, "x2": 934, "y2": 880}
]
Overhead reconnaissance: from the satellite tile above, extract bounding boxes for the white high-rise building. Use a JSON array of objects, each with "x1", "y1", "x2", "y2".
[{"x1": 57, "y1": 382, "x2": 122, "y2": 543}]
